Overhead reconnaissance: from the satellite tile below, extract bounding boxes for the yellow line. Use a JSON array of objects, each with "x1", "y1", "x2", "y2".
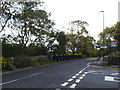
[
  {"x1": 87, "y1": 61, "x2": 120, "y2": 69},
  {"x1": 112, "y1": 67, "x2": 120, "y2": 69},
  {"x1": 87, "y1": 62, "x2": 91, "y2": 66},
  {"x1": 91, "y1": 65, "x2": 103, "y2": 68}
]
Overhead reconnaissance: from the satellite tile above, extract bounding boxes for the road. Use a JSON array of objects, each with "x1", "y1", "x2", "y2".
[{"x1": 1, "y1": 58, "x2": 120, "y2": 90}]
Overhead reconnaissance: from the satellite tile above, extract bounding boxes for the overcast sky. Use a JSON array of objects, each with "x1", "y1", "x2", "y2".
[{"x1": 43, "y1": 0, "x2": 119, "y2": 41}]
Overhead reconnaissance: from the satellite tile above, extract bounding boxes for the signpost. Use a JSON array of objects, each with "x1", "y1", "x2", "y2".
[
  {"x1": 100, "y1": 45, "x2": 107, "y2": 61},
  {"x1": 48, "y1": 43, "x2": 52, "y2": 48},
  {"x1": 100, "y1": 45, "x2": 107, "y2": 49},
  {"x1": 111, "y1": 41, "x2": 117, "y2": 47},
  {"x1": 111, "y1": 41, "x2": 117, "y2": 57}
]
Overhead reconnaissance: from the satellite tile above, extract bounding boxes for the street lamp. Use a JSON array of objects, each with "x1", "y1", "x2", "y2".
[{"x1": 100, "y1": 11, "x2": 104, "y2": 60}]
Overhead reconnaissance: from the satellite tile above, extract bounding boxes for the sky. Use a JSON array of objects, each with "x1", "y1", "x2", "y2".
[{"x1": 43, "y1": 0, "x2": 120, "y2": 41}]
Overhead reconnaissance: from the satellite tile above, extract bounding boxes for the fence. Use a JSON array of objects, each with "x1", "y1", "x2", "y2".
[
  {"x1": 52, "y1": 55, "x2": 81, "y2": 61},
  {"x1": 108, "y1": 58, "x2": 120, "y2": 65}
]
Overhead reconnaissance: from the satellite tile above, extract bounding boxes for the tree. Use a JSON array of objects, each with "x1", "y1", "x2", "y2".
[
  {"x1": 55, "y1": 31, "x2": 68, "y2": 55},
  {"x1": 66, "y1": 20, "x2": 89, "y2": 55},
  {"x1": 98, "y1": 22, "x2": 120, "y2": 55},
  {"x1": 1, "y1": 1, "x2": 55, "y2": 56}
]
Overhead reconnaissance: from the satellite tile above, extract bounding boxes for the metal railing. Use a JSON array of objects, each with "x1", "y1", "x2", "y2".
[{"x1": 52, "y1": 55, "x2": 81, "y2": 61}]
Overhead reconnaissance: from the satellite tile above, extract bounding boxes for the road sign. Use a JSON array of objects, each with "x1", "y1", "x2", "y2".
[
  {"x1": 111, "y1": 41, "x2": 117, "y2": 47},
  {"x1": 100, "y1": 45, "x2": 107, "y2": 49},
  {"x1": 48, "y1": 43, "x2": 52, "y2": 48}
]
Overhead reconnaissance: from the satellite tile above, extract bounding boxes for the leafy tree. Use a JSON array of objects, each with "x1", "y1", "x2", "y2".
[
  {"x1": 55, "y1": 31, "x2": 68, "y2": 55},
  {"x1": 67, "y1": 20, "x2": 89, "y2": 55},
  {"x1": 1, "y1": 1, "x2": 55, "y2": 56},
  {"x1": 98, "y1": 22, "x2": 120, "y2": 55}
]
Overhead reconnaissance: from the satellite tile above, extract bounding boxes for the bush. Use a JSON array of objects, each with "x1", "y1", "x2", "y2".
[
  {"x1": 2, "y1": 57, "x2": 16, "y2": 71},
  {"x1": 2, "y1": 55, "x2": 56, "y2": 72},
  {"x1": 14, "y1": 55, "x2": 32, "y2": 68}
]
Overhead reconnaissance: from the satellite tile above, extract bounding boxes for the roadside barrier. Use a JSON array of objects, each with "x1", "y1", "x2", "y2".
[
  {"x1": 52, "y1": 55, "x2": 81, "y2": 61},
  {"x1": 108, "y1": 58, "x2": 120, "y2": 65}
]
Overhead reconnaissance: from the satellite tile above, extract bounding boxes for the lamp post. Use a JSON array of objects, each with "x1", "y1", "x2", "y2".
[{"x1": 101, "y1": 11, "x2": 104, "y2": 60}]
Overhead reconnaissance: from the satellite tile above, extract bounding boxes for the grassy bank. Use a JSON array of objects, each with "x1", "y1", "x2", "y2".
[{"x1": 1, "y1": 55, "x2": 56, "y2": 72}]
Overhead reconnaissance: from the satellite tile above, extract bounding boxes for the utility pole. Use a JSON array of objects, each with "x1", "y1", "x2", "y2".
[{"x1": 101, "y1": 11, "x2": 104, "y2": 60}]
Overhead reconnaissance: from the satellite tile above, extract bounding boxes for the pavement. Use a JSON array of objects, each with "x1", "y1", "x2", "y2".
[
  {"x1": 1, "y1": 58, "x2": 120, "y2": 90},
  {"x1": 88, "y1": 58, "x2": 120, "y2": 69}
]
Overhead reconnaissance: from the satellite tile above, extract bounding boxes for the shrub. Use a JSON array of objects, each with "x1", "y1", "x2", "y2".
[
  {"x1": 2, "y1": 57, "x2": 16, "y2": 71},
  {"x1": 14, "y1": 55, "x2": 32, "y2": 68}
]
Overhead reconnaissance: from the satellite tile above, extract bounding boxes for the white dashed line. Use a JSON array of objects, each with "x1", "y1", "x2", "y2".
[
  {"x1": 76, "y1": 73, "x2": 79, "y2": 76},
  {"x1": 82, "y1": 74, "x2": 86, "y2": 77},
  {"x1": 79, "y1": 71, "x2": 82, "y2": 74},
  {"x1": 72, "y1": 76, "x2": 76, "y2": 79},
  {"x1": 68, "y1": 79, "x2": 73, "y2": 82},
  {"x1": 69, "y1": 83, "x2": 77, "y2": 88},
  {"x1": 75, "y1": 79, "x2": 81, "y2": 83},
  {"x1": 79, "y1": 76, "x2": 84, "y2": 79},
  {"x1": 84, "y1": 72, "x2": 88, "y2": 74},
  {"x1": 61, "y1": 82, "x2": 68, "y2": 86},
  {"x1": 61, "y1": 65, "x2": 89, "y2": 87}
]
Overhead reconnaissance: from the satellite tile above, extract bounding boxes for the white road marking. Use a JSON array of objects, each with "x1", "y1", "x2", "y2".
[
  {"x1": 0, "y1": 79, "x2": 18, "y2": 85},
  {"x1": 114, "y1": 77, "x2": 120, "y2": 79},
  {"x1": 82, "y1": 74, "x2": 86, "y2": 77},
  {"x1": 88, "y1": 71, "x2": 96, "y2": 73},
  {"x1": 76, "y1": 73, "x2": 79, "y2": 76},
  {"x1": 72, "y1": 76, "x2": 76, "y2": 79},
  {"x1": 61, "y1": 65, "x2": 89, "y2": 87},
  {"x1": 79, "y1": 76, "x2": 84, "y2": 79},
  {"x1": 84, "y1": 72, "x2": 88, "y2": 74},
  {"x1": 110, "y1": 73, "x2": 119, "y2": 75},
  {"x1": 68, "y1": 79, "x2": 73, "y2": 82},
  {"x1": 69, "y1": 83, "x2": 77, "y2": 88},
  {"x1": 105, "y1": 76, "x2": 114, "y2": 81},
  {"x1": 61, "y1": 82, "x2": 68, "y2": 86},
  {"x1": 114, "y1": 80, "x2": 120, "y2": 82},
  {"x1": 0, "y1": 71, "x2": 44, "y2": 85},
  {"x1": 79, "y1": 71, "x2": 82, "y2": 74},
  {"x1": 75, "y1": 79, "x2": 81, "y2": 83},
  {"x1": 94, "y1": 73, "x2": 99, "y2": 74}
]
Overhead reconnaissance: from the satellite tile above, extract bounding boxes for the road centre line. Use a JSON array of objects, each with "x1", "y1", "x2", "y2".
[
  {"x1": 79, "y1": 76, "x2": 84, "y2": 79},
  {"x1": 75, "y1": 79, "x2": 81, "y2": 83},
  {"x1": 76, "y1": 73, "x2": 79, "y2": 76},
  {"x1": 61, "y1": 65, "x2": 89, "y2": 88},
  {"x1": 68, "y1": 79, "x2": 73, "y2": 82},
  {"x1": 69, "y1": 83, "x2": 77, "y2": 88},
  {"x1": 84, "y1": 72, "x2": 88, "y2": 74},
  {"x1": 82, "y1": 74, "x2": 86, "y2": 77},
  {"x1": 1, "y1": 71, "x2": 44, "y2": 85},
  {"x1": 61, "y1": 82, "x2": 68, "y2": 86},
  {"x1": 79, "y1": 71, "x2": 82, "y2": 74},
  {"x1": 72, "y1": 76, "x2": 76, "y2": 79}
]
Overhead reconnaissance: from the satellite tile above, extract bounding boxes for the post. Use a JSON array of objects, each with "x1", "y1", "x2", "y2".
[{"x1": 101, "y1": 11, "x2": 104, "y2": 61}]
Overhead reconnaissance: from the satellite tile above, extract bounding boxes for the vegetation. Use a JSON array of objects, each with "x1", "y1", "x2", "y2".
[
  {"x1": 1, "y1": 1, "x2": 119, "y2": 71},
  {"x1": 97, "y1": 22, "x2": 120, "y2": 65},
  {"x1": 1, "y1": 56, "x2": 56, "y2": 72}
]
